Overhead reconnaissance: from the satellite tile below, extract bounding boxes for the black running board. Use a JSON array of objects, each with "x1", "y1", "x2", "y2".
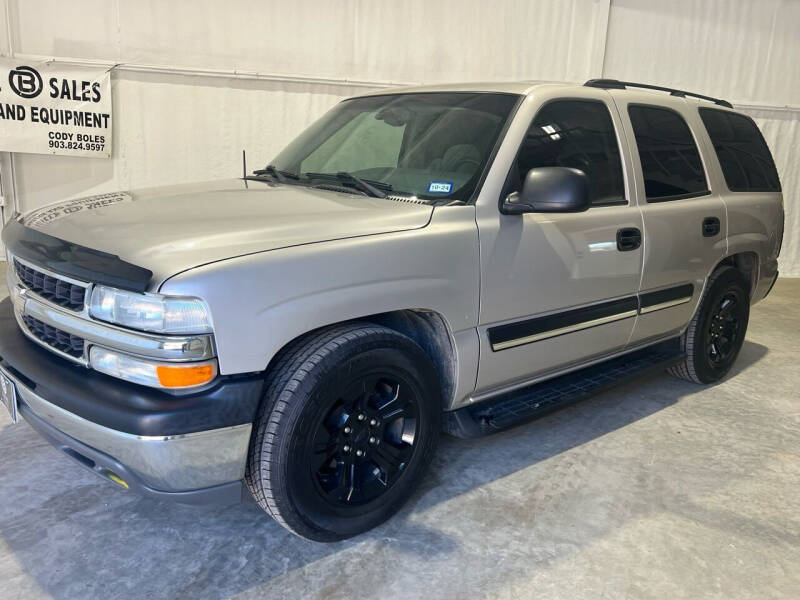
[{"x1": 444, "y1": 339, "x2": 684, "y2": 438}]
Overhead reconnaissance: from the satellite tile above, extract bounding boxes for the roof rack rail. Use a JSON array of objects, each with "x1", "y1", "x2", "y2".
[{"x1": 584, "y1": 79, "x2": 733, "y2": 109}]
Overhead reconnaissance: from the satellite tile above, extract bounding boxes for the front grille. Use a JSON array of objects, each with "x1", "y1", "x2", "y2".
[
  {"x1": 14, "y1": 259, "x2": 87, "y2": 311},
  {"x1": 21, "y1": 314, "x2": 85, "y2": 358}
]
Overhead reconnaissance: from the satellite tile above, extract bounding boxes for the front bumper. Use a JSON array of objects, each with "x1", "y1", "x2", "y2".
[{"x1": 0, "y1": 297, "x2": 264, "y2": 504}]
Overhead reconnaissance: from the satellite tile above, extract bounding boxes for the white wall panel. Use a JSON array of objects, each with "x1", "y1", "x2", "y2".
[
  {"x1": 10, "y1": 0, "x2": 120, "y2": 60},
  {"x1": 12, "y1": 0, "x2": 606, "y2": 83},
  {"x1": 604, "y1": 0, "x2": 800, "y2": 105},
  {"x1": 117, "y1": 1, "x2": 360, "y2": 79},
  {"x1": 0, "y1": 2, "x2": 9, "y2": 54},
  {"x1": 352, "y1": 0, "x2": 609, "y2": 83}
]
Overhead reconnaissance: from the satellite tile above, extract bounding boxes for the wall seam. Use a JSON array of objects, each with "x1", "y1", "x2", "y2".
[
  {"x1": 595, "y1": 0, "x2": 612, "y2": 77},
  {"x1": 10, "y1": 53, "x2": 417, "y2": 90},
  {"x1": 10, "y1": 52, "x2": 796, "y2": 114},
  {"x1": 0, "y1": 0, "x2": 18, "y2": 241}
]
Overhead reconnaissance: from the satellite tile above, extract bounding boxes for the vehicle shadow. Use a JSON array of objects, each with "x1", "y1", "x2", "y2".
[{"x1": 0, "y1": 341, "x2": 769, "y2": 600}]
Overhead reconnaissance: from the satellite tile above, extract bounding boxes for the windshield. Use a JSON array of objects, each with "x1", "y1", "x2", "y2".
[{"x1": 269, "y1": 92, "x2": 520, "y2": 201}]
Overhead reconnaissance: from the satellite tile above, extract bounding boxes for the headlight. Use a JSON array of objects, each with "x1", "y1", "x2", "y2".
[
  {"x1": 89, "y1": 286, "x2": 212, "y2": 334},
  {"x1": 90, "y1": 347, "x2": 217, "y2": 389}
]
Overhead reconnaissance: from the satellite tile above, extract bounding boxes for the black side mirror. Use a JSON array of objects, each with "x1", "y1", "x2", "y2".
[{"x1": 502, "y1": 167, "x2": 590, "y2": 214}]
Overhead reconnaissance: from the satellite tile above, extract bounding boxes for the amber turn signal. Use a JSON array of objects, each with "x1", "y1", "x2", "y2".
[{"x1": 156, "y1": 364, "x2": 216, "y2": 388}]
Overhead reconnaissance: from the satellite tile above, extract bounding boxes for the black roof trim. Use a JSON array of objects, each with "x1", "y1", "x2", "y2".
[{"x1": 584, "y1": 79, "x2": 733, "y2": 109}]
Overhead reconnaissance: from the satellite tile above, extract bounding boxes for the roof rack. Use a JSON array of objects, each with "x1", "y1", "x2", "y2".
[{"x1": 584, "y1": 79, "x2": 733, "y2": 109}]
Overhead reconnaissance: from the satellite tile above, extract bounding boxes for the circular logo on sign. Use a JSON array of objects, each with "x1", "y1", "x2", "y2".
[{"x1": 8, "y1": 65, "x2": 43, "y2": 99}]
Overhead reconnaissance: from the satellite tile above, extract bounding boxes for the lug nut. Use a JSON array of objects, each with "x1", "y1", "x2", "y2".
[
  {"x1": 356, "y1": 449, "x2": 364, "y2": 457},
  {"x1": 344, "y1": 426, "x2": 351, "y2": 434},
  {"x1": 369, "y1": 436, "x2": 377, "y2": 444},
  {"x1": 343, "y1": 445, "x2": 351, "y2": 452},
  {"x1": 370, "y1": 419, "x2": 378, "y2": 426},
  {"x1": 358, "y1": 413, "x2": 366, "y2": 421}
]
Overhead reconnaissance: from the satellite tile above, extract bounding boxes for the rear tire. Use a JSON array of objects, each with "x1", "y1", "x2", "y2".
[
  {"x1": 668, "y1": 267, "x2": 750, "y2": 384},
  {"x1": 245, "y1": 323, "x2": 441, "y2": 542}
]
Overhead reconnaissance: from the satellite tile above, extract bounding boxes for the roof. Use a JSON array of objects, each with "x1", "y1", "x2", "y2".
[
  {"x1": 354, "y1": 79, "x2": 734, "y2": 109},
  {"x1": 356, "y1": 80, "x2": 572, "y2": 97}
]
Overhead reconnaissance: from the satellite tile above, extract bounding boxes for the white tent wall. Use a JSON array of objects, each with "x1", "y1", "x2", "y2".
[{"x1": 1, "y1": 0, "x2": 798, "y2": 274}]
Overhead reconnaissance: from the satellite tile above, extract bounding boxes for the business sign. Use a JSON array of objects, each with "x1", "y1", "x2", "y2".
[{"x1": 0, "y1": 58, "x2": 112, "y2": 157}]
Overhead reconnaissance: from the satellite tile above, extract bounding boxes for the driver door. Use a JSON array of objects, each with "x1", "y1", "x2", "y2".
[{"x1": 474, "y1": 89, "x2": 644, "y2": 395}]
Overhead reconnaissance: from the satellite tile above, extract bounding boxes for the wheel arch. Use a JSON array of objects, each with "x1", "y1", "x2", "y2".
[
  {"x1": 711, "y1": 251, "x2": 759, "y2": 298},
  {"x1": 262, "y1": 308, "x2": 459, "y2": 411}
]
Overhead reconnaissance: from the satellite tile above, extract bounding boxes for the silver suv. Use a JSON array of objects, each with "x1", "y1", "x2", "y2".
[{"x1": 0, "y1": 79, "x2": 784, "y2": 541}]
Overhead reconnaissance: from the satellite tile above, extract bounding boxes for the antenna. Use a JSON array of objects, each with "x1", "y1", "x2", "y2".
[{"x1": 242, "y1": 149, "x2": 247, "y2": 179}]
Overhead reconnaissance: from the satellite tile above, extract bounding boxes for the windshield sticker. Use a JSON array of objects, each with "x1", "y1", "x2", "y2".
[{"x1": 427, "y1": 181, "x2": 453, "y2": 194}]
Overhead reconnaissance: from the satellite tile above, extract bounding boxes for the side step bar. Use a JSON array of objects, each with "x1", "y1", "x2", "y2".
[{"x1": 444, "y1": 339, "x2": 684, "y2": 438}]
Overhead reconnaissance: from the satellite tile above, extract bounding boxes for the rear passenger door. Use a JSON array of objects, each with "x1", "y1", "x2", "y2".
[{"x1": 611, "y1": 93, "x2": 727, "y2": 345}]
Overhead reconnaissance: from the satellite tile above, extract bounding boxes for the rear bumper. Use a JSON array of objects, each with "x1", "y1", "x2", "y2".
[
  {"x1": 0, "y1": 297, "x2": 263, "y2": 504},
  {"x1": 753, "y1": 257, "x2": 779, "y2": 303}
]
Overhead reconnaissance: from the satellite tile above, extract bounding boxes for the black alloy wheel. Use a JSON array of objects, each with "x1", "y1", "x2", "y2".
[
  {"x1": 310, "y1": 375, "x2": 418, "y2": 506},
  {"x1": 706, "y1": 292, "x2": 743, "y2": 367},
  {"x1": 246, "y1": 323, "x2": 440, "y2": 541}
]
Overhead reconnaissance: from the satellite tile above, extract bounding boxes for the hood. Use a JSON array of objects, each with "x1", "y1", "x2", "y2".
[{"x1": 18, "y1": 179, "x2": 434, "y2": 287}]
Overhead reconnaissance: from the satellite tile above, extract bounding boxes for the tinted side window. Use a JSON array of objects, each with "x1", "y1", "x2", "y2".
[
  {"x1": 699, "y1": 108, "x2": 781, "y2": 192},
  {"x1": 512, "y1": 100, "x2": 625, "y2": 206},
  {"x1": 628, "y1": 105, "x2": 708, "y2": 201}
]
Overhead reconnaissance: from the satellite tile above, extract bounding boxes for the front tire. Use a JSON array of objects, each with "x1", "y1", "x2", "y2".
[
  {"x1": 668, "y1": 266, "x2": 750, "y2": 384},
  {"x1": 245, "y1": 323, "x2": 441, "y2": 542}
]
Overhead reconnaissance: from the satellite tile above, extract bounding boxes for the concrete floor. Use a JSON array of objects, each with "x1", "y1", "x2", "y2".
[{"x1": 0, "y1": 260, "x2": 798, "y2": 600}]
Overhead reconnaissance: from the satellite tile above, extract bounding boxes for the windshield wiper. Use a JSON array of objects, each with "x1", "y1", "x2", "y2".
[
  {"x1": 247, "y1": 165, "x2": 300, "y2": 184},
  {"x1": 304, "y1": 172, "x2": 391, "y2": 198}
]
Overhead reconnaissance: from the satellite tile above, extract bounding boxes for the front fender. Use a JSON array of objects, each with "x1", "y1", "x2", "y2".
[{"x1": 159, "y1": 206, "x2": 480, "y2": 377}]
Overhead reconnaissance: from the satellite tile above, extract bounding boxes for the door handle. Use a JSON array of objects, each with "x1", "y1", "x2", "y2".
[
  {"x1": 616, "y1": 227, "x2": 642, "y2": 251},
  {"x1": 702, "y1": 217, "x2": 721, "y2": 237}
]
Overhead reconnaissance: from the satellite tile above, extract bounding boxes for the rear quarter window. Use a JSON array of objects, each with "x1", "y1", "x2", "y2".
[{"x1": 699, "y1": 108, "x2": 781, "y2": 192}]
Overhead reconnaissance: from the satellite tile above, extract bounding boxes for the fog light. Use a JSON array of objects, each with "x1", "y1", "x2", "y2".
[
  {"x1": 104, "y1": 471, "x2": 130, "y2": 489},
  {"x1": 89, "y1": 346, "x2": 217, "y2": 389}
]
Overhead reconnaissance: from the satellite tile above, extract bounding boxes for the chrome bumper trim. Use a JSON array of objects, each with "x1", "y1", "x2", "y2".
[{"x1": 3, "y1": 368, "x2": 251, "y2": 492}]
